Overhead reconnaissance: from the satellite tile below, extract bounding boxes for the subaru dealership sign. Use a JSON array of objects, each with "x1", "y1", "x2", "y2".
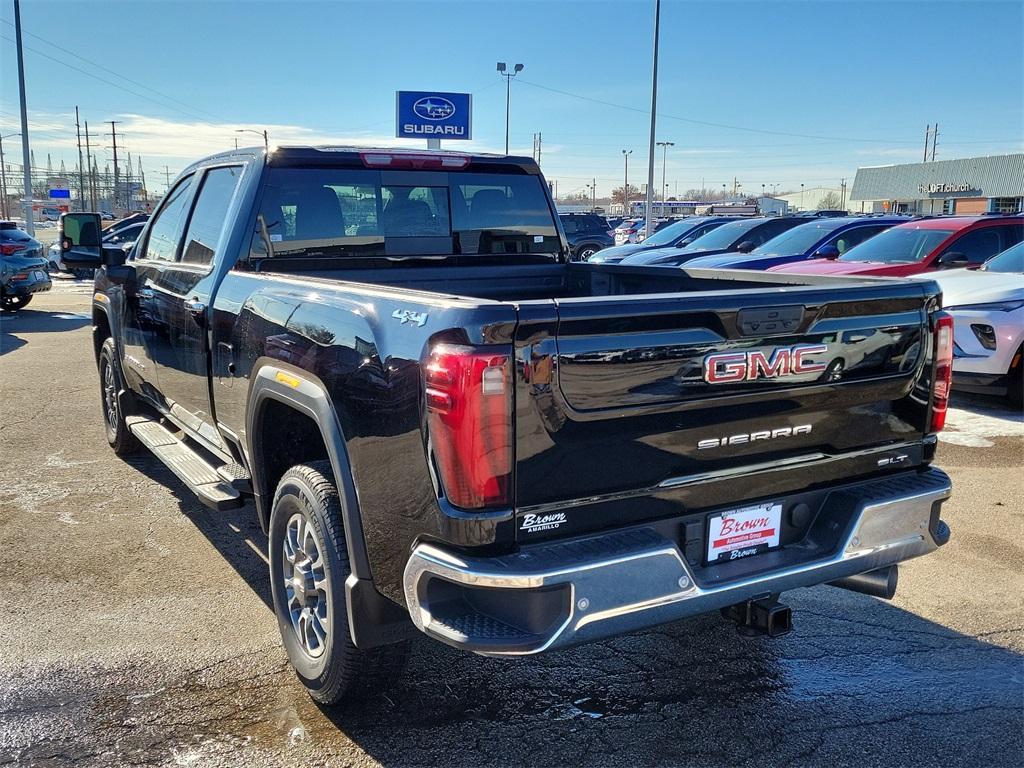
[{"x1": 396, "y1": 91, "x2": 472, "y2": 140}]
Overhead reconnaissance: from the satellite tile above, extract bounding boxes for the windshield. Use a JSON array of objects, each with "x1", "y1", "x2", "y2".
[
  {"x1": 838, "y1": 226, "x2": 954, "y2": 264},
  {"x1": 681, "y1": 218, "x2": 760, "y2": 252},
  {"x1": 752, "y1": 220, "x2": 844, "y2": 256},
  {"x1": 981, "y1": 242, "x2": 1024, "y2": 273},
  {"x1": 642, "y1": 218, "x2": 699, "y2": 246},
  {"x1": 254, "y1": 167, "x2": 560, "y2": 259}
]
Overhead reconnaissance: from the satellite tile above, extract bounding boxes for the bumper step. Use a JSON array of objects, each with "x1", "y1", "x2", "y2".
[
  {"x1": 404, "y1": 468, "x2": 952, "y2": 656},
  {"x1": 127, "y1": 416, "x2": 243, "y2": 511}
]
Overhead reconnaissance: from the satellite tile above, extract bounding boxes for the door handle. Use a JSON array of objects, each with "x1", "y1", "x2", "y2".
[
  {"x1": 137, "y1": 287, "x2": 155, "y2": 299},
  {"x1": 183, "y1": 298, "x2": 206, "y2": 317}
]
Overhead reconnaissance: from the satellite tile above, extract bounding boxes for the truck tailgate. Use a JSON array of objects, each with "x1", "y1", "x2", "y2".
[{"x1": 512, "y1": 281, "x2": 936, "y2": 540}]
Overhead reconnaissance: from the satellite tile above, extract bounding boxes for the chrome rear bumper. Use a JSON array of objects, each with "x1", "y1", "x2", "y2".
[{"x1": 403, "y1": 469, "x2": 952, "y2": 656}]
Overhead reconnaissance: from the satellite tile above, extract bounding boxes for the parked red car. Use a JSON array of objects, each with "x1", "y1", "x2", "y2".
[{"x1": 768, "y1": 216, "x2": 1024, "y2": 277}]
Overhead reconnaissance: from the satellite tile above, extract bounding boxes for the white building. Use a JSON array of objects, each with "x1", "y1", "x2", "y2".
[{"x1": 775, "y1": 186, "x2": 846, "y2": 212}]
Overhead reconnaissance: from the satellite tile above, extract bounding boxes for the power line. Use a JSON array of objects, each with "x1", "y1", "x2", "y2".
[
  {"x1": 518, "y1": 78, "x2": 954, "y2": 146},
  {"x1": 0, "y1": 33, "x2": 223, "y2": 127},
  {"x1": 0, "y1": 18, "x2": 224, "y2": 122}
]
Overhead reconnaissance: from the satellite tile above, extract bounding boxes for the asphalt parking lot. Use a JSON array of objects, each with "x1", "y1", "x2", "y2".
[{"x1": 1, "y1": 283, "x2": 1022, "y2": 768}]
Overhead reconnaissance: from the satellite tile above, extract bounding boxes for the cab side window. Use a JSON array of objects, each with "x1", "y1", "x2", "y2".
[
  {"x1": 180, "y1": 167, "x2": 243, "y2": 266},
  {"x1": 942, "y1": 227, "x2": 1003, "y2": 265},
  {"x1": 833, "y1": 224, "x2": 889, "y2": 254},
  {"x1": 142, "y1": 175, "x2": 195, "y2": 262}
]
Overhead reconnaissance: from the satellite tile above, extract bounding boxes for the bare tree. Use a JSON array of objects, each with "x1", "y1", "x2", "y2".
[{"x1": 817, "y1": 191, "x2": 843, "y2": 210}]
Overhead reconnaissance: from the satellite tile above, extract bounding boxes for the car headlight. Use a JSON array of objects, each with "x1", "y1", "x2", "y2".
[{"x1": 946, "y1": 300, "x2": 1024, "y2": 313}]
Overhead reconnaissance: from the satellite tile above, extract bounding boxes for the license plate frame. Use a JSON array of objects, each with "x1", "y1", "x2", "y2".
[{"x1": 706, "y1": 501, "x2": 782, "y2": 565}]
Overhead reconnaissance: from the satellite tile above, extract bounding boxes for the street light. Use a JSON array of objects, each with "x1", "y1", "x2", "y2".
[
  {"x1": 0, "y1": 132, "x2": 22, "y2": 220},
  {"x1": 800, "y1": 183, "x2": 805, "y2": 210},
  {"x1": 656, "y1": 140, "x2": 673, "y2": 213},
  {"x1": 236, "y1": 128, "x2": 269, "y2": 151},
  {"x1": 496, "y1": 62, "x2": 524, "y2": 155},
  {"x1": 622, "y1": 149, "x2": 632, "y2": 216}
]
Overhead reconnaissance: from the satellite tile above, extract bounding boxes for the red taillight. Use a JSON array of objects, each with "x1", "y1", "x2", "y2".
[
  {"x1": 360, "y1": 151, "x2": 471, "y2": 170},
  {"x1": 424, "y1": 344, "x2": 513, "y2": 509},
  {"x1": 930, "y1": 312, "x2": 954, "y2": 432},
  {"x1": 0, "y1": 243, "x2": 20, "y2": 256}
]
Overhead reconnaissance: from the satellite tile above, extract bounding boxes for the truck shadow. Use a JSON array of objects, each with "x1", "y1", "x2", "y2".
[
  {"x1": 123, "y1": 455, "x2": 1024, "y2": 767},
  {"x1": 0, "y1": 309, "x2": 92, "y2": 356},
  {"x1": 319, "y1": 593, "x2": 1023, "y2": 767}
]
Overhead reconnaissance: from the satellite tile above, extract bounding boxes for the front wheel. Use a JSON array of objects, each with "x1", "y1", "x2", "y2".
[
  {"x1": 1007, "y1": 344, "x2": 1023, "y2": 409},
  {"x1": 0, "y1": 294, "x2": 32, "y2": 312},
  {"x1": 269, "y1": 461, "x2": 407, "y2": 705},
  {"x1": 98, "y1": 337, "x2": 139, "y2": 455}
]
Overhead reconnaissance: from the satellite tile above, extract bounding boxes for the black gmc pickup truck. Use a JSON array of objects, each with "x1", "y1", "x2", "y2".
[{"x1": 61, "y1": 146, "x2": 953, "y2": 705}]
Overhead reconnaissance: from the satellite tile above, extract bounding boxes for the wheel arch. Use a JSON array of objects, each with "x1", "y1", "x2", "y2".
[{"x1": 246, "y1": 362, "x2": 371, "y2": 581}]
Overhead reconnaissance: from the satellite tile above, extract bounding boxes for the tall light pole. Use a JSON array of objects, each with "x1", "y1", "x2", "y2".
[
  {"x1": 656, "y1": 140, "x2": 673, "y2": 212},
  {"x1": 14, "y1": 0, "x2": 34, "y2": 234},
  {"x1": 644, "y1": 0, "x2": 661, "y2": 238},
  {"x1": 496, "y1": 62, "x2": 523, "y2": 155},
  {"x1": 800, "y1": 183, "x2": 805, "y2": 210},
  {"x1": 0, "y1": 133, "x2": 21, "y2": 220},
  {"x1": 236, "y1": 128, "x2": 269, "y2": 151},
  {"x1": 622, "y1": 149, "x2": 632, "y2": 216}
]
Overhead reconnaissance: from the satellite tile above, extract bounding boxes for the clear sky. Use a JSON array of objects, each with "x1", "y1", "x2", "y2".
[{"x1": 1, "y1": 0, "x2": 1021, "y2": 197}]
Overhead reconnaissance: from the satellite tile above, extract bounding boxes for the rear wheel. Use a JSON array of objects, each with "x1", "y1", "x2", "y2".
[
  {"x1": 575, "y1": 242, "x2": 601, "y2": 261},
  {"x1": 98, "y1": 337, "x2": 139, "y2": 455},
  {"x1": 269, "y1": 461, "x2": 407, "y2": 706},
  {"x1": 0, "y1": 294, "x2": 32, "y2": 312}
]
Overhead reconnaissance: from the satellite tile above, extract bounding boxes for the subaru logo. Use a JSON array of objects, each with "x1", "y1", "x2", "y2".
[{"x1": 412, "y1": 97, "x2": 456, "y2": 121}]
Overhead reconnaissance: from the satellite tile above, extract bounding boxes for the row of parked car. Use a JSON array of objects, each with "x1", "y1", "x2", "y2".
[
  {"x1": 572, "y1": 211, "x2": 1023, "y2": 405},
  {"x1": 0, "y1": 214, "x2": 149, "y2": 311}
]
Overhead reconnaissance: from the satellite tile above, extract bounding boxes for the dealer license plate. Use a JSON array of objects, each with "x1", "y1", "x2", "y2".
[
  {"x1": 706, "y1": 502, "x2": 782, "y2": 564},
  {"x1": 33, "y1": 271, "x2": 47, "y2": 281}
]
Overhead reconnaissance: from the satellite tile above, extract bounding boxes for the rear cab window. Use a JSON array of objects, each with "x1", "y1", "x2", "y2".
[{"x1": 253, "y1": 167, "x2": 560, "y2": 260}]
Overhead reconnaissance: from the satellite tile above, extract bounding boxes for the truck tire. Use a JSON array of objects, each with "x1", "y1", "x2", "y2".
[
  {"x1": 98, "y1": 337, "x2": 140, "y2": 456},
  {"x1": 269, "y1": 460, "x2": 407, "y2": 705}
]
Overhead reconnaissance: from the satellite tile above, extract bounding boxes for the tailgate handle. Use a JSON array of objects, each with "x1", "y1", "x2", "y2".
[{"x1": 737, "y1": 305, "x2": 804, "y2": 336}]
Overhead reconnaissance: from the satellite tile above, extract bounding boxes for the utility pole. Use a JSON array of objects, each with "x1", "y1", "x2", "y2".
[
  {"x1": 840, "y1": 178, "x2": 847, "y2": 210},
  {"x1": 923, "y1": 124, "x2": 930, "y2": 163},
  {"x1": 109, "y1": 121, "x2": 121, "y2": 214},
  {"x1": 644, "y1": 0, "x2": 661, "y2": 237},
  {"x1": 164, "y1": 165, "x2": 171, "y2": 190},
  {"x1": 930, "y1": 122, "x2": 939, "y2": 162},
  {"x1": 591, "y1": 177, "x2": 597, "y2": 211},
  {"x1": 75, "y1": 107, "x2": 86, "y2": 211},
  {"x1": 0, "y1": 134, "x2": 12, "y2": 220},
  {"x1": 84, "y1": 121, "x2": 96, "y2": 210},
  {"x1": 14, "y1": 0, "x2": 34, "y2": 233},
  {"x1": 622, "y1": 149, "x2": 632, "y2": 216}
]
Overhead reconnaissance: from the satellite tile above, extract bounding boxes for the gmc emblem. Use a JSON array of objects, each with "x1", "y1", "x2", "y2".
[{"x1": 703, "y1": 344, "x2": 829, "y2": 384}]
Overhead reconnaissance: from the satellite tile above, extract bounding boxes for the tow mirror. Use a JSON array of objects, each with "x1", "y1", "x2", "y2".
[
  {"x1": 59, "y1": 212, "x2": 103, "y2": 269},
  {"x1": 937, "y1": 252, "x2": 969, "y2": 268},
  {"x1": 736, "y1": 240, "x2": 756, "y2": 253},
  {"x1": 816, "y1": 244, "x2": 841, "y2": 260}
]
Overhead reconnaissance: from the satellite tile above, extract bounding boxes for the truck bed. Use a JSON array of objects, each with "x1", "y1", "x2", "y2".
[{"x1": 290, "y1": 260, "x2": 866, "y2": 302}]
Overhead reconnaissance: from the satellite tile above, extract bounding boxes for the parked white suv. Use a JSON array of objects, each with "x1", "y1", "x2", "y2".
[{"x1": 934, "y1": 242, "x2": 1024, "y2": 405}]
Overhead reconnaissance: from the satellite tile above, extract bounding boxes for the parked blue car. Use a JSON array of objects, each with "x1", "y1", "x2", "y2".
[
  {"x1": 683, "y1": 216, "x2": 911, "y2": 271},
  {"x1": 588, "y1": 216, "x2": 734, "y2": 264}
]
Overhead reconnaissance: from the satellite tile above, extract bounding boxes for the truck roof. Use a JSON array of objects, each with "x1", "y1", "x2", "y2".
[{"x1": 187, "y1": 145, "x2": 540, "y2": 175}]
